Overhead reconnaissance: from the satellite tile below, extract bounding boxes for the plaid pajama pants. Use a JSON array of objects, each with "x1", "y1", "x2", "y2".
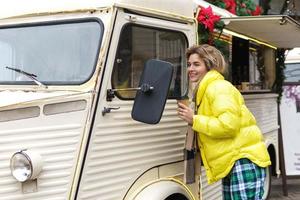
[{"x1": 222, "y1": 158, "x2": 266, "y2": 200}]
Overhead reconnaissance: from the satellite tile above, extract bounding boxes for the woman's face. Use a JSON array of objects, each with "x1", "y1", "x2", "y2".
[{"x1": 187, "y1": 53, "x2": 208, "y2": 83}]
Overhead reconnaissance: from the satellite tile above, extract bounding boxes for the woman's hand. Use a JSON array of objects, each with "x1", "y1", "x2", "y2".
[{"x1": 177, "y1": 102, "x2": 194, "y2": 125}]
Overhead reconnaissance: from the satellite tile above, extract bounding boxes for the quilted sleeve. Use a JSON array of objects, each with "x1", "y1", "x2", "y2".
[{"x1": 192, "y1": 82, "x2": 241, "y2": 138}]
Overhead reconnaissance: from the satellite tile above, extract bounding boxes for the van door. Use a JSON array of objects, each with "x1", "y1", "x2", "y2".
[{"x1": 76, "y1": 9, "x2": 195, "y2": 200}]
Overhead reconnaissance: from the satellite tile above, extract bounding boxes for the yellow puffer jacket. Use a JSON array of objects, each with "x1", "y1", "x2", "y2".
[{"x1": 192, "y1": 70, "x2": 271, "y2": 184}]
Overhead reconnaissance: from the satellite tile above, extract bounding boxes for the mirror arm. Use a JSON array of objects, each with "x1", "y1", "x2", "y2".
[
  {"x1": 106, "y1": 84, "x2": 154, "y2": 101},
  {"x1": 106, "y1": 89, "x2": 115, "y2": 101}
]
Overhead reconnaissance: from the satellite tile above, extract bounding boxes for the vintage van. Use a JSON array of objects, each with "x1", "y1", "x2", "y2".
[
  {"x1": 0, "y1": 0, "x2": 299, "y2": 200},
  {"x1": 0, "y1": 1, "x2": 200, "y2": 200}
]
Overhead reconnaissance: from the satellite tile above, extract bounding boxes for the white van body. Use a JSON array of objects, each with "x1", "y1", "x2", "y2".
[
  {"x1": 0, "y1": 1, "x2": 203, "y2": 200},
  {"x1": 0, "y1": 0, "x2": 285, "y2": 200}
]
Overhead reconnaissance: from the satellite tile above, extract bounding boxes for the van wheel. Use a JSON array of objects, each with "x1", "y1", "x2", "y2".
[
  {"x1": 262, "y1": 166, "x2": 271, "y2": 200},
  {"x1": 164, "y1": 193, "x2": 189, "y2": 200}
]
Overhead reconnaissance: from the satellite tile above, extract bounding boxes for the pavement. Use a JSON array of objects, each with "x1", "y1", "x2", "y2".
[{"x1": 269, "y1": 176, "x2": 300, "y2": 200}]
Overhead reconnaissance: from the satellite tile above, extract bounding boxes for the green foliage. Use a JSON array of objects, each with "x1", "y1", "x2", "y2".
[
  {"x1": 207, "y1": 0, "x2": 226, "y2": 9},
  {"x1": 198, "y1": 23, "x2": 211, "y2": 44},
  {"x1": 272, "y1": 49, "x2": 286, "y2": 102},
  {"x1": 236, "y1": 0, "x2": 256, "y2": 16},
  {"x1": 214, "y1": 38, "x2": 230, "y2": 60},
  {"x1": 206, "y1": 0, "x2": 262, "y2": 16},
  {"x1": 256, "y1": 46, "x2": 265, "y2": 84}
]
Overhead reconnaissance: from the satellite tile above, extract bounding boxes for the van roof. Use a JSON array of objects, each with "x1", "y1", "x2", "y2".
[{"x1": 0, "y1": 0, "x2": 195, "y2": 20}]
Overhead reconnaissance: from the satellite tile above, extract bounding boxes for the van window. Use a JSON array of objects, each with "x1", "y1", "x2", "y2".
[
  {"x1": 0, "y1": 19, "x2": 103, "y2": 85},
  {"x1": 284, "y1": 62, "x2": 300, "y2": 83},
  {"x1": 112, "y1": 24, "x2": 188, "y2": 99},
  {"x1": 230, "y1": 37, "x2": 265, "y2": 89},
  {"x1": 225, "y1": 36, "x2": 275, "y2": 91}
]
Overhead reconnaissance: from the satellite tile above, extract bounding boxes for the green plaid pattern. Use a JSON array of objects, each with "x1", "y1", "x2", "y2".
[{"x1": 222, "y1": 158, "x2": 266, "y2": 200}]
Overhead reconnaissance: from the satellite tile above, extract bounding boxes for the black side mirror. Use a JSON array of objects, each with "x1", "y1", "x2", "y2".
[{"x1": 132, "y1": 59, "x2": 173, "y2": 124}]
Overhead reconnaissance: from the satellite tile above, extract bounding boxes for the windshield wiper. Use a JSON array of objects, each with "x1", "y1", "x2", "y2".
[{"x1": 5, "y1": 66, "x2": 47, "y2": 88}]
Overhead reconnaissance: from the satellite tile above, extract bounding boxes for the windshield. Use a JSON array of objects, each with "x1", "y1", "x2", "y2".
[{"x1": 0, "y1": 19, "x2": 103, "y2": 85}]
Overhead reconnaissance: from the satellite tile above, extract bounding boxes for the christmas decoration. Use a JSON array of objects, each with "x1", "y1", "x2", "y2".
[
  {"x1": 206, "y1": 0, "x2": 262, "y2": 16},
  {"x1": 197, "y1": 6, "x2": 220, "y2": 32},
  {"x1": 197, "y1": 6, "x2": 222, "y2": 45},
  {"x1": 272, "y1": 49, "x2": 286, "y2": 102},
  {"x1": 196, "y1": 0, "x2": 262, "y2": 45},
  {"x1": 224, "y1": 0, "x2": 237, "y2": 14}
]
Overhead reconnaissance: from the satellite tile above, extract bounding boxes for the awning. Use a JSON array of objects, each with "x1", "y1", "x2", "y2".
[{"x1": 222, "y1": 15, "x2": 300, "y2": 48}]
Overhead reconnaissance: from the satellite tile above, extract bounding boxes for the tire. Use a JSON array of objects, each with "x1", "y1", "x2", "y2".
[
  {"x1": 164, "y1": 193, "x2": 189, "y2": 200},
  {"x1": 262, "y1": 166, "x2": 271, "y2": 200}
]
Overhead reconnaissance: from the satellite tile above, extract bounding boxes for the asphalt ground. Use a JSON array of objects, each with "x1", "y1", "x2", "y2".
[{"x1": 269, "y1": 176, "x2": 300, "y2": 200}]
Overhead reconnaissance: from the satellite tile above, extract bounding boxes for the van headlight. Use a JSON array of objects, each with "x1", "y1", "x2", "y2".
[{"x1": 10, "y1": 150, "x2": 43, "y2": 182}]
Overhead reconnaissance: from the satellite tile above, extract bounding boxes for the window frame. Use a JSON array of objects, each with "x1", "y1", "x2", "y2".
[
  {"x1": 0, "y1": 17, "x2": 104, "y2": 86},
  {"x1": 111, "y1": 22, "x2": 189, "y2": 100}
]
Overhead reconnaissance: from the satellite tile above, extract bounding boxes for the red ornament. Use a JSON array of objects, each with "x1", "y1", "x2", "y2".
[
  {"x1": 224, "y1": 0, "x2": 236, "y2": 14},
  {"x1": 197, "y1": 6, "x2": 220, "y2": 32},
  {"x1": 251, "y1": 5, "x2": 262, "y2": 16}
]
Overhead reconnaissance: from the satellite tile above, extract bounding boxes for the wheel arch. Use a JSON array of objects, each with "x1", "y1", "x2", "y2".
[{"x1": 131, "y1": 178, "x2": 195, "y2": 200}]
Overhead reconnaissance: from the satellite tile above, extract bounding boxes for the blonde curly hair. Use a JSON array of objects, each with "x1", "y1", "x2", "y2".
[{"x1": 186, "y1": 44, "x2": 226, "y2": 74}]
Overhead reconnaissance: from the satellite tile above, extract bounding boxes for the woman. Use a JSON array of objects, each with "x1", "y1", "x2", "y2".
[{"x1": 178, "y1": 44, "x2": 271, "y2": 200}]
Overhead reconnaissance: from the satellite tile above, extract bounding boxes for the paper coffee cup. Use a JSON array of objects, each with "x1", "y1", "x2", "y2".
[{"x1": 177, "y1": 97, "x2": 189, "y2": 106}]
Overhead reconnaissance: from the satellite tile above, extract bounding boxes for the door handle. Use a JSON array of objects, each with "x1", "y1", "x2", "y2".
[{"x1": 102, "y1": 107, "x2": 120, "y2": 116}]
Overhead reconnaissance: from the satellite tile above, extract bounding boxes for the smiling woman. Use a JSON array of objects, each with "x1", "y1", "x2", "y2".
[{"x1": 178, "y1": 44, "x2": 271, "y2": 200}]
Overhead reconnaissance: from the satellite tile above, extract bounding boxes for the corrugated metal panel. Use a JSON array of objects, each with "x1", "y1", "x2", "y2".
[
  {"x1": 77, "y1": 100, "x2": 187, "y2": 200},
  {"x1": 0, "y1": 91, "x2": 74, "y2": 108},
  {"x1": 0, "y1": 96, "x2": 91, "y2": 200},
  {"x1": 244, "y1": 94, "x2": 279, "y2": 133},
  {"x1": 201, "y1": 168, "x2": 222, "y2": 200}
]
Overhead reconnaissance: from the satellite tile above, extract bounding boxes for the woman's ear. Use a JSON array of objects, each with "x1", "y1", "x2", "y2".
[{"x1": 205, "y1": 60, "x2": 213, "y2": 71}]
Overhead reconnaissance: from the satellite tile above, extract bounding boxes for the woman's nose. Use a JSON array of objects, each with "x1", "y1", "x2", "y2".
[{"x1": 188, "y1": 65, "x2": 194, "y2": 70}]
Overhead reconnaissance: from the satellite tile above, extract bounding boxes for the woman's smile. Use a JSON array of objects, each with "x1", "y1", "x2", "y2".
[{"x1": 187, "y1": 53, "x2": 208, "y2": 83}]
